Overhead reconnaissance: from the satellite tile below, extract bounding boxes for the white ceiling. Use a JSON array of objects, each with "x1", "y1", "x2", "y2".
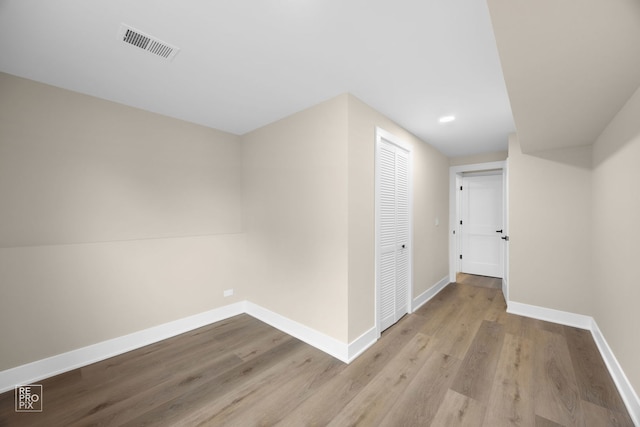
[{"x1": 0, "y1": 0, "x2": 516, "y2": 158}]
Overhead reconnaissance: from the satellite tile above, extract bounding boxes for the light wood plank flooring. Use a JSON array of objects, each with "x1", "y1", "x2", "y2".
[{"x1": 0, "y1": 274, "x2": 633, "y2": 426}]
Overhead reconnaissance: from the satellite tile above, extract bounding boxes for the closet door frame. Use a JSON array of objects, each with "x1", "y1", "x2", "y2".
[{"x1": 374, "y1": 127, "x2": 413, "y2": 338}]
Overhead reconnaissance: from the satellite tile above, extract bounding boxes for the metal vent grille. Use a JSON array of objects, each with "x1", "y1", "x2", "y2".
[{"x1": 118, "y1": 24, "x2": 179, "y2": 61}]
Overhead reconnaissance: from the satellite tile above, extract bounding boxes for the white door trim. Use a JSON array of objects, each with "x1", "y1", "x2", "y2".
[
  {"x1": 449, "y1": 161, "x2": 507, "y2": 294},
  {"x1": 502, "y1": 160, "x2": 510, "y2": 301},
  {"x1": 375, "y1": 127, "x2": 413, "y2": 338}
]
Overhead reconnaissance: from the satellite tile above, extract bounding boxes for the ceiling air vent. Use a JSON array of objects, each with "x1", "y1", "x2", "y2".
[{"x1": 118, "y1": 24, "x2": 179, "y2": 61}]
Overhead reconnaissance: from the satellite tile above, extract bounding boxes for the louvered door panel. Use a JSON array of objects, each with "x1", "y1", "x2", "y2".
[
  {"x1": 395, "y1": 249, "x2": 409, "y2": 317},
  {"x1": 377, "y1": 133, "x2": 411, "y2": 334},
  {"x1": 396, "y1": 149, "x2": 410, "y2": 246},
  {"x1": 379, "y1": 251, "x2": 396, "y2": 331},
  {"x1": 378, "y1": 141, "x2": 397, "y2": 331},
  {"x1": 379, "y1": 144, "x2": 397, "y2": 250},
  {"x1": 394, "y1": 148, "x2": 410, "y2": 319}
]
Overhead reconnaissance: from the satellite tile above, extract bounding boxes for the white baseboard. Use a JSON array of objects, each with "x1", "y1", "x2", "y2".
[
  {"x1": 590, "y1": 320, "x2": 640, "y2": 426},
  {"x1": 7, "y1": 295, "x2": 636, "y2": 425},
  {"x1": 507, "y1": 301, "x2": 593, "y2": 330},
  {"x1": 345, "y1": 275, "x2": 451, "y2": 364},
  {"x1": 244, "y1": 303, "x2": 378, "y2": 364},
  {"x1": 0, "y1": 302, "x2": 245, "y2": 394},
  {"x1": 347, "y1": 327, "x2": 377, "y2": 363},
  {"x1": 412, "y1": 275, "x2": 450, "y2": 312},
  {"x1": 2, "y1": 300, "x2": 380, "y2": 394},
  {"x1": 244, "y1": 302, "x2": 350, "y2": 363},
  {"x1": 507, "y1": 300, "x2": 640, "y2": 425}
]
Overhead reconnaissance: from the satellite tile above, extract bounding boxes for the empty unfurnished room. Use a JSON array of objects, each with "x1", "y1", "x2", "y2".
[{"x1": 1, "y1": 0, "x2": 639, "y2": 426}]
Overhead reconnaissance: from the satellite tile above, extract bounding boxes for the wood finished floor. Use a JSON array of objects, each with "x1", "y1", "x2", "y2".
[{"x1": 0, "y1": 274, "x2": 633, "y2": 426}]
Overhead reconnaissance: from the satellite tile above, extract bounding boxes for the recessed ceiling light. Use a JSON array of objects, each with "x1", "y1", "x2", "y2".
[{"x1": 438, "y1": 115, "x2": 456, "y2": 123}]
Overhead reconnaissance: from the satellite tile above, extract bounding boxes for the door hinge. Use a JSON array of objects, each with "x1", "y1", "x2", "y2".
[
  {"x1": 460, "y1": 185, "x2": 463, "y2": 191},
  {"x1": 459, "y1": 254, "x2": 463, "y2": 260}
]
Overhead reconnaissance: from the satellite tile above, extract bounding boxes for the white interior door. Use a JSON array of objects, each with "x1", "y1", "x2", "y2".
[
  {"x1": 376, "y1": 130, "x2": 411, "y2": 333},
  {"x1": 461, "y1": 172, "x2": 503, "y2": 278}
]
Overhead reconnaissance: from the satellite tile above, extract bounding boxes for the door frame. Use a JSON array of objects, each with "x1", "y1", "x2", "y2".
[
  {"x1": 375, "y1": 127, "x2": 413, "y2": 338},
  {"x1": 449, "y1": 161, "x2": 508, "y2": 298}
]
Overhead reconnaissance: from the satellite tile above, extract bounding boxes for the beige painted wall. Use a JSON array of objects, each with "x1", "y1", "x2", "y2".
[
  {"x1": 242, "y1": 94, "x2": 450, "y2": 343},
  {"x1": 0, "y1": 74, "x2": 450, "y2": 371},
  {"x1": 508, "y1": 135, "x2": 593, "y2": 315},
  {"x1": 449, "y1": 150, "x2": 508, "y2": 166},
  {"x1": 0, "y1": 235, "x2": 245, "y2": 370},
  {"x1": 0, "y1": 73, "x2": 242, "y2": 247},
  {"x1": 347, "y1": 96, "x2": 450, "y2": 341},
  {"x1": 0, "y1": 73, "x2": 245, "y2": 370},
  {"x1": 592, "y1": 85, "x2": 640, "y2": 394},
  {"x1": 242, "y1": 95, "x2": 350, "y2": 342},
  {"x1": 487, "y1": 0, "x2": 640, "y2": 153}
]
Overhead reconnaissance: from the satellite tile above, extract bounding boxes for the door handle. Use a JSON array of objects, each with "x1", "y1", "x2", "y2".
[
  {"x1": 496, "y1": 229, "x2": 503, "y2": 233},
  {"x1": 402, "y1": 244, "x2": 406, "y2": 249},
  {"x1": 501, "y1": 236, "x2": 509, "y2": 241}
]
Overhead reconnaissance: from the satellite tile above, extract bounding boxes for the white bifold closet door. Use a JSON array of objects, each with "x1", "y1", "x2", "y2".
[{"x1": 377, "y1": 136, "x2": 410, "y2": 333}]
